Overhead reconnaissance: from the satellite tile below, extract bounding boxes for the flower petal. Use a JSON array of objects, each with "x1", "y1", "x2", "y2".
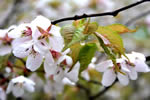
[
  {"x1": 54, "y1": 68, "x2": 65, "y2": 82},
  {"x1": 6, "y1": 82, "x2": 13, "y2": 94},
  {"x1": 65, "y1": 62, "x2": 80, "y2": 82},
  {"x1": 24, "y1": 82, "x2": 35, "y2": 92},
  {"x1": 12, "y1": 41, "x2": 32, "y2": 58},
  {"x1": 135, "y1": 61, "x2": 150, "y2": 72},
  {"x1": 96, "y1": 60, "x2": 113, "y2": 72},
  {"x1": 101, "y1": 69, "x2": 116, "y2": 87},
  {"x1": 49, "y1": 36, "x2": 64, "y2": 52},
  {"x1": 26, "y1": 52, "x2": 43, "y2": 71},
  {"x1": 117, "y1": 72, "x2": 129, "y2": 86},
  {"x1": 128, "y1": 67, "x2": 138, "y2": 80},
  {"x1": 12, "y1": 85, "x2": 24, "y2": 97}
]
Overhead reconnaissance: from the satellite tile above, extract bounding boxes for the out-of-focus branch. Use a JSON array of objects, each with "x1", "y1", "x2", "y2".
[
  {"x1": 125, "y1": 10, "x2": 150, "y2": 26},
  {"x1": 52, "y1": 0, "x2": 150, "y2": 24},
  {"x1": 0, "y1": 0, "x2": 23, "y2": 29},
  {"x1": 89, "y1": 80, "x2": 117, "y2": 100}
]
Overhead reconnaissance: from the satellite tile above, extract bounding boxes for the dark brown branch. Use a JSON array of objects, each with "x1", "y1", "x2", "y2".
[
  {"x1": 125, "y1": 10, "x2": 150, "y2": 26},
  {"x1": 52, "y1": 0, "x2": 150, "y2": 24},
  {"x1": 146, "y1": 56, "x2": 150, "y2": 62}
]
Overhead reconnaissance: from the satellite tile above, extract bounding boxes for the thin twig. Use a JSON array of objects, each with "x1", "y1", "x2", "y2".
[
  {"x1": 52, "y1": 0, "x2": 150, "y2": 24},
  {"x1": 125, "y1": 10, "x2": 150, "y2": 26},
  {"x1": 89, "y1": 80, "x2": 117, "y2": 100}
]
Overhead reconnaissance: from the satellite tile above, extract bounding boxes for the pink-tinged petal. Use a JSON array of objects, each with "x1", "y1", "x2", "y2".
[
  {"x1": 8, "y1": 23, "x2": 30, "y2": 38},
  {"x1": 26, "y1": 52, "x2": 43, "y2": 71},
  {"x1": 6, "y1": 82, "x2": 13, "y2": 94},
  {"x1": 12, "y1": 41, "x2": 32, "y2": 58},
  {"x1": 49, "y1": 36, "x2": 64, "y2": 52},
  {"x1": 0, "y1": 88, "x2": 6, "y2": 100},
  {"x1": 132, "y1": 51, "x2": 146, "y2": 61},
  {"x1": 31, "y1": 16, "x2": 51, "y2": 41},
  {"x1": 62, "y1": 78, "x2": 75, "y2": 85},
  {"x1": 120, "y1": 63, "x2": 130, "y2": 73},
  {"x1": 81, "y1": 70, "x2": 90, "y2": 81},
  {"x1": 65, "y1": 62, "x2": 80, "y2": 82},
  {"x1": 65, "y1": 56, "x2": 73, "y2": 66},
  {"x1": 44, "y1": 61, "x2": 57, "y2": 76},
  {"x1": 33, "y1": 40, "x2": 49, "y2": 55},
  {"x1": 128, "y1": 67, "x2": 138, "y2": 80},
  {"x1": 0, "y1": 45, "x2": 11, "y2": 56},
  {"x1": 58, "y1": 55, "x2": 72, "y2": 67},
  {"x1": 44, "y1": 52, "x2": 56, "y2": 75},
  {"x1": 62, "y1": 48, "x2": 70, "y2": 55},
  {"x1": 24, "y1": 82, "x2": 35, "y2": 92},
  {"x1": 96, "y1": 60, "x2": 113, "y2": 72},
  {"x1": 12, "y1": 36, "x2": 32, "y2": 49},
  {"x1": 135, "y1": 61, "x2": 150, "y2": 72},
  {"x1": 50, "y1": 25, "x2": 61, "y2": 36},
  {"x1": 54, "y1": 68, "x2": 65, "y2": 82},
  {"x1": 0, "y1": 29, "x2": 7, "y2": 38},
  {"x1": 117, "y1": 72, "x2": 129, "y2": 86},
  {"x1": 31, "y1": 15, "x2": 51, "y2": 31},
  {"x1": 12, "y1": 85, "x2": 24, "y2": 97},
  {"x1": 102, "y1": 69, "x2": 116, "y2": 87}
]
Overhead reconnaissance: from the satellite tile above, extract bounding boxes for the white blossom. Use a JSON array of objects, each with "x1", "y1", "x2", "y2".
[
  {"x1": 0, "y1": 25, "x2": 16, "y2": 56},
  {"x1": 6, "y1": 76, "x2": 35, "y2": 97},
  {"x1": 44, "y1": 48, "x2": 80, "y2": 83},
  {"x1": 10, "y1": 15, "x2": 64, "y2": 72},
  {"x1": 96, "y1": 52, "x2": 150, "y2": 87},
  {"x1": 0, "y1": 87, "x2": 6, "y2": 100}
]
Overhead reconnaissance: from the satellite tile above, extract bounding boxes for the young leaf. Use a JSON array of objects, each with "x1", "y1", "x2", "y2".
[
  {"x1": 69, "y1": 43, "x2": 83, "y2": 64},
  {"x1": 61, "y1": 25, "x2": 75, "y2": 44},
  {"x1": 78, "y1": 43, "x2": 97, "y2": 73},
  {"x1": 83, "y1": 22, "x2": 99, "y2": 34},
  {"x1": 96, "y1": 26, "x2": 125, "y2": 56},
  {"x1": 106, "y1": 24, "x2": 136, "y2": 34},
  {"x1": 64, "y1": 27, "x2": 87, "y2": 50}
]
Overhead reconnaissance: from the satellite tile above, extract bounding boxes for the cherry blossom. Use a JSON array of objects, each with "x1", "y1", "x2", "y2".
[
  {"x1": 10, "y1": 15, "x2": 64, "y2": 72},
  {"x1": 6, "y1": 76, "x2": 35, "y2": 97},
  {"x1": 44, "y1": 48, "x2": 80, "y2": 83},
  {"x1": 96, "y1": 52, "x2": 150, "y2": 87},
  {"x1": 0, "y1": 26, "x2": 16, "y2": 56}
]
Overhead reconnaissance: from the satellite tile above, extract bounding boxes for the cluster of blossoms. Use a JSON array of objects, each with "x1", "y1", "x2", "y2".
[
  {"x1": 0, "y1": 15, "x2": 149, "y2": 98},
  {"x1": 81, "y1": 52, "x2": 150, "y2": 87},
  {"x1": 95, "y1": 52, "x2": 150, "y2": 87},
  {"x1": 0, "y1": 15, "x2": 80, "y2": 97}
]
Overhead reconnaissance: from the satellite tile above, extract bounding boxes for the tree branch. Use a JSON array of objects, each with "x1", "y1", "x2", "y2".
[
  {"x1": 52, "y1": 0, "x2": 150, "y2": 24},
  {"x1": 89, "y1": 80, "x2": 117, "y2": 100}
]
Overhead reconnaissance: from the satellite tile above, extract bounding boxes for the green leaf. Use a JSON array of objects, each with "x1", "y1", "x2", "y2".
[
  {"x1": 96, "y1": 26, "x2": 125, "y2": 56},
  {"x1": 78, "y1": 43, "x2": 97, "y2": 73},
  {"x1": 106, "y1": 24, "x2": 136, "y2": 34},
  {"x1": 69, "y1": 43, "x2": 83, "y2": 64}
]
